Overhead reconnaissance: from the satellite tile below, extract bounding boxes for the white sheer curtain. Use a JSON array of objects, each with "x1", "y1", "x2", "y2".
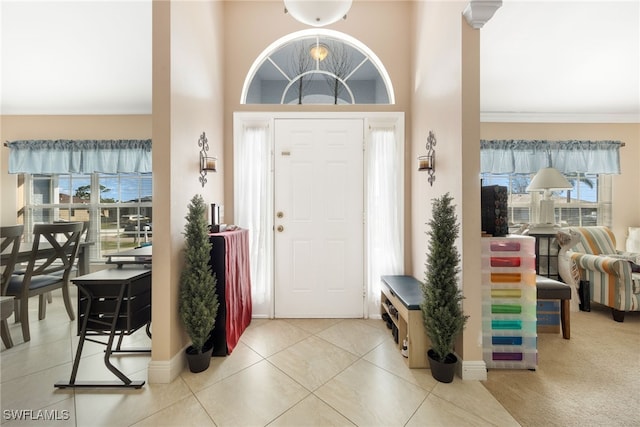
[
  {"x1": 367, "y1": 126, "x2": 403, "y2": 317},
  {"x1": 234, "y1": 125, "x2": 272, "y2": 317}
]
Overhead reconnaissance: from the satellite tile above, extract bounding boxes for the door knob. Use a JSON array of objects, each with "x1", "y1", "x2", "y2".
[
  {"x1": 277, "y1": 211, "x2": 284, "y2": 218},
  {"x1": 277, "y1": 225, "x2": 284, "y2": 232}
]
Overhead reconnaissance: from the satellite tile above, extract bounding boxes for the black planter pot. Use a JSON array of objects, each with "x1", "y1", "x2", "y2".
[
  {"x1": 186, "y1": 344, "x2": 214, "y2": 373},
  {"x1": 427, "y1": 349, "x2": 458, "y2": 383}
]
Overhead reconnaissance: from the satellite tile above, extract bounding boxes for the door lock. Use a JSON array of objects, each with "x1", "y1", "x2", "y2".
[
  {"x1": 277, "y1": 211, "x2": 284, "y2": 218},
  {"x1": 277, "y1": 225, "x2": 284, "y2": 232}
]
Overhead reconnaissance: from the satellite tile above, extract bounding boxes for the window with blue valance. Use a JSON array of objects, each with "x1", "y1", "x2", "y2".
[
  {"x1": 5, "y1": 139, "x2": 152, "y2": 174},
  {"x1": 480, "y1": 140, "x2": 622, "y2": 175}
]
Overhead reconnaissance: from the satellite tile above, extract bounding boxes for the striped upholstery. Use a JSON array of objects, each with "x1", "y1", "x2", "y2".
[
  {"x1": 566, "y1": 227, "x2": 640, "y2": 316},
  {"x1": 572, "y1": 226, "x2": 618, "y2": 255}
]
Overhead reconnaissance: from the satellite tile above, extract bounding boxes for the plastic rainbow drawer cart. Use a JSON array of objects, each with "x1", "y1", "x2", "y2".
[{"x1": 482, "y1": 235, "x2": 537, "y2": 370}]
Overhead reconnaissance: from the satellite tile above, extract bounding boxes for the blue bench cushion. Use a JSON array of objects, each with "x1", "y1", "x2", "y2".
[{"x1": 381, "y1": 275, "x2": 423, "y2": 310}]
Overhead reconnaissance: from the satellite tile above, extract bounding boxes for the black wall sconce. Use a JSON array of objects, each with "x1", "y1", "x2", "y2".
[
  {"x1": 418, "y1": 130, "x2": 436, "y2": 186},
  {"x1": 198, "y1": 131, "x2": 217, "y2": 187}
]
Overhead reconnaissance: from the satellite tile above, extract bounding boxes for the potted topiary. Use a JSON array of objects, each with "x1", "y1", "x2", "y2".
[
  {"x1": 420, "y1": 192, "x2": 469, "y2": 383},
  {"x1": 179, "y1": 194, "x2": 219, "y2": 373}
]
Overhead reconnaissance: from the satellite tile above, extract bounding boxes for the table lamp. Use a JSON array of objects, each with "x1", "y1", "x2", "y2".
[{"x1": 526, "y1": 167, "x2": 572, "y2": 229}]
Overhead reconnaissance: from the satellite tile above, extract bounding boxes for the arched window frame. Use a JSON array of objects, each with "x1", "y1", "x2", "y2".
[{"x1": 240, "y1": 29, "x2": 395, "y2": 105}]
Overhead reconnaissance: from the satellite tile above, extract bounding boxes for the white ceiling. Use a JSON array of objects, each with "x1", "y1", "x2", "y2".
[{"x1": 1, "y1": 1, "x2": 638, "y2": 122}]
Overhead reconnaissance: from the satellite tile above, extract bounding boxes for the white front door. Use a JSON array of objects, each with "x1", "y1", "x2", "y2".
[{"x1": 274, "y1": 119, "x2": 364, "y2": 317}]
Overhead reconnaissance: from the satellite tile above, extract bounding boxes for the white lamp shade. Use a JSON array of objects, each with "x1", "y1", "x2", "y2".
[
  {"x1": 284, "y1": 0, "x2": 352, "y2": 27},
  {"x1": 526, "y1": 167, "x2": 572, "y2": 192}
]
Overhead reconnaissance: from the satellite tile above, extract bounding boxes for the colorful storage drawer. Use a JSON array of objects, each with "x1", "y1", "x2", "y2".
[
  {"x1": 483, "y1": 332, "x2": 537, "y2": 348},
  {"x1": 481, "y1": 237, "x2": 535, "y2": 254},
  {"x1": 537, "y1": 299, "x2": 561, "y2": 334},
  {"x1": 482, "y1": 235, "x2": 537, "y2": 370},
  {"x1": 482, "y1": 301, "x2": 537, "y2": 317},
  {"x1": 482, "y1": 317, "x2": 537, "y2": 334},
  {"x1": 482, "y1": 270, "x2": 537, "y2": 286},
  {"x1": 483, "y1": 348, "x2": 537, "y2": 369},
  {"x1": 482, "y1": 255, "x2": 536, "y2": 270}
]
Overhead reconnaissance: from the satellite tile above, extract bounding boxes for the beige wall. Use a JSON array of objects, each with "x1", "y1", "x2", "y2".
[
  {"x1": 481, "y1": 122, "x2": 640, "y2": 248},
  {"x1": 150, "y1": 0, "x2": 225, "y2": 379},
  {"x1": 223, "y1": 0, "x2": 413, "y2": 234},
  {"x1": 0, "y1": 115, "x2": 152, "y2": 225},
  {"x1": 411, "y1": 1, "x2": 484, "y2": 368},
  {"x1": 2, "y1": 0, "x2": 638, "y2": 382}
]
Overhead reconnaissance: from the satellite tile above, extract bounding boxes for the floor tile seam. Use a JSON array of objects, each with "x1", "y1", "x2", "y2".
[
  {"x1": 402, "y1": 391, "x2": 431, "y2": 427},
  {"x1": 0, "y1": 324, "x2": 73, "y2": 353},
  {"x1": 153, "y1": 393, "x2": 216, "y2": 427},
  {"x1": 0, "y1": 358, "x2": 77, "y2": 386},
  {"x1": 1, "y1": 332, "x2": 72, "y2": 379},
  {"x1": 263, "y1": 349, "x2": 365, "y2": 398},
  {"x1": 262, "y1": 392, "x2": 315, "y2": 427},
  {"x1": 182, "y1": 355, "x2": 266, "y2": 395},
  {"x1": 419, "y1": 392, "x2": 498, "y2": 426},
  {"x1": 235, "y1": 337, "x2": 269, "y2": 358},
  {"x1": 308, "y1": 390, "x2": 359, "y2": 427},
  {"x1": 280, "y1": 318, "x2": 339, "y2": 335},
  {"x1": 478, "y1": 394, "x2": 522, "y2": 427},
  {"x1": 307, "y1": 332, "x2": 364, "y2": 359},
  {"x1": 430, "y1": 383, "x2": 511, "y2": 426},
  {"x1": 238, "y1": 325, "x2": 313, "y2": 358},
  {"x1": 262, "y1": 357, "x2": 322, "y2": 394},
  {"x1": 190, "y1": 361, "x2": 315, "y2": 427},
  {"x1": 355, "y1": 356, "x2": 436, "y2": 392},
  {"x1": 357, "y1": 341, "x2": 436, "y2": 390}
]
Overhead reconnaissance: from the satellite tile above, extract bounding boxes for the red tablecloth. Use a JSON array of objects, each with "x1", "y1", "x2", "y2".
[{"x1": 217, "y1": 229, "x2": 252, "y2": 353}]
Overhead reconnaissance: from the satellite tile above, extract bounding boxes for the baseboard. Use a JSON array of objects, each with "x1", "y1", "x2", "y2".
[
  {"x1": 147, "y1": 347, "x2": 187, "y2": 384},
  {"x1": 459, "y1": 359, "x2": 487, "y2": 381}
]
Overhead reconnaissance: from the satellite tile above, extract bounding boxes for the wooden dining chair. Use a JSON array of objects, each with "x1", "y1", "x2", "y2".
[
  {"x1": 43, "y1": 220, "x2": 89, "y2": 303},
  {"x1": 5, "y1": 222, "x2": 82, "y2": 342},
  {"x1": 1, "y1": 225, "x2": 24, "y2": 348}
]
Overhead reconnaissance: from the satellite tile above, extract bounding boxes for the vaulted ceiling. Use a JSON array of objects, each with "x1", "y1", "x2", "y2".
[{"x1": 1, "y1": 1, "x2": 638, "y2": 122}]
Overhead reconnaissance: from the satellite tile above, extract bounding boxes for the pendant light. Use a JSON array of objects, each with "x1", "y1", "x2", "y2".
[{"x1": 284, "y1": 0, "x2": 353, "y2": 27}]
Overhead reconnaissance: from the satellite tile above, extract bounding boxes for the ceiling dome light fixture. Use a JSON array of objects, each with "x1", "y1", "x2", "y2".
[
  {"x1": 309, "y1": 43, "x2": 329, "y2": 61},
  {"x1": 284, "y1": 0, "x2": 353, "y2": 27}
]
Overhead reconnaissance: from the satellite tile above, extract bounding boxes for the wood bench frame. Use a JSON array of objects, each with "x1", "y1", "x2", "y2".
[{"x1": 380, "y1": 275, "x2": 430, "y2": 368}]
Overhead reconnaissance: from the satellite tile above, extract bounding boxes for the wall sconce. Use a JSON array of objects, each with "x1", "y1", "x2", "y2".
[
  {"x1": 198, "y1": 132, "x2": 217, "y2": 187},
  {"x1": 418, "y1": 130, "x2": 436, "y2": 186}
]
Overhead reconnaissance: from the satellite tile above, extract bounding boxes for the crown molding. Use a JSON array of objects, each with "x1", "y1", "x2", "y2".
[
  {"x1": 463, "y1": 0, "x2": 503, "y2": 29},
  {"x1": 481, "y1": 112, "x2": 640, "y2": 124}
]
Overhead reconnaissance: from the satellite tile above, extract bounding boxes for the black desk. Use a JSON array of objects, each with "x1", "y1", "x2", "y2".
[
  {"x1": 105, "y1": 245, "x2": 152, "y2": 268},
  {"x1": 55, "y1": 267, "x2": 151, "y2": 389}
]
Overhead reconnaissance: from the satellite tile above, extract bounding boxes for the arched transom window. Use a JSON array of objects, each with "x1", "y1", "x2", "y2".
[{"x1": 241, "y1": 29, "x2": 395, "y2": 105}]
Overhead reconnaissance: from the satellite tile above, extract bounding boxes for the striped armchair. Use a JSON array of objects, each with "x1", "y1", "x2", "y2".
[{"x1": 561, "y1": 226, "x2": 640, "y2": 322}]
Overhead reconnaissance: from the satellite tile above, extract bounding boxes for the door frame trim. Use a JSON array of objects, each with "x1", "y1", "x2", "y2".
[{"x1": 234, "y1": 111, "x2": 405, "y2": 318}]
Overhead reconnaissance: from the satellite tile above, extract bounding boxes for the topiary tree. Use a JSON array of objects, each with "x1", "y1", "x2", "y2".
[
  {"x1": 179, "y1": 194, "x2": 219, "y2": 354},
  {"x1": 421, "y1": 192, "x2": 469, "y2": 362}
]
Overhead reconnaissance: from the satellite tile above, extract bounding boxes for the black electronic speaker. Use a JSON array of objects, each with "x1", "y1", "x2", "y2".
[{"x1": 481, "y1": 185, "x2": 508, "y2": 237}]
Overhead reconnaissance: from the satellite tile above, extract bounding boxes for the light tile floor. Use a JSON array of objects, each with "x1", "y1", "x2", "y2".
[{"x1": 0, "y1": 292, "x2": 519, "y2": 426}]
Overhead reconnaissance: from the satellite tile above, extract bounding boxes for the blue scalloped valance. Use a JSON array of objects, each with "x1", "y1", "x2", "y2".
[
  {"x1": 6, "y1": 139, "x2": 152, "y2": 174},
  {"x1": 480, "y1": 140, "x2": 622, "y2": 174}
]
